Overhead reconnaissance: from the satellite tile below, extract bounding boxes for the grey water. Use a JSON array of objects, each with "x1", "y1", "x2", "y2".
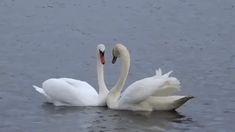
[{"x1": 0, "y1": 0, "x2": 235, "y2": 131}]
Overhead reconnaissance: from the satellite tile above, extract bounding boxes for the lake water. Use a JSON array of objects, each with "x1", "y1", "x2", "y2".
[{"x1": 0, "y1": 0, "x2": 235, "y2": 131}]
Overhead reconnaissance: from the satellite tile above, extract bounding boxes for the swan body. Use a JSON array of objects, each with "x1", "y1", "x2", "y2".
[
  {"x1": 107, "y1": 44, "x2": 193, "y2": 111},
  {"x1": 33, "y1": 44, "x2": 109, "y2": 106}
]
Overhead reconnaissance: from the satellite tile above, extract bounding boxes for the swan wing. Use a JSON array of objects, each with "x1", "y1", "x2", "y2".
[
  {"x1": 119, "y1": 77, "x2": 166, "y2": 104},
  {"x1": 119, "y1": 70, "x2": 180, "y2": 104},
  {"x1": 60, "y1": 78, "x2": 93, "y2": 89},
  {"x1": 41, "y1": 78, "x2": 98, "y2": 106},
  {"x1": 60, "y1": 78, "x2": 99, "y2": 96}
]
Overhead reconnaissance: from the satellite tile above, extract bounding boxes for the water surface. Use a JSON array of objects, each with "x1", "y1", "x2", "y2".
[{"x1": 0, "y1": 0, "x2": 235, "y2": 131}]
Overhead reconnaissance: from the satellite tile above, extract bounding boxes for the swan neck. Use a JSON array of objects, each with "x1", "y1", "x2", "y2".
[
  {"x1": 97, "y1": 54, "x2": 108, "y2": 95},
  {"x1": 107, "y1": 46, "x2": 130, "y2": 109},
  {"x1": 114, "y1": 48, "x2": 130, "y2": 95}
]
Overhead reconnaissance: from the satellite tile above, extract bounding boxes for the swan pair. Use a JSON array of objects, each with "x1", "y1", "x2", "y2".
[{"x1": 33, "y1": 44, "x2": 193, "y2": 111}]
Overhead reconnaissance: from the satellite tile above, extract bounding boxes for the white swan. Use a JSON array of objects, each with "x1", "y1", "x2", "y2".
[
  {"x1": 106, "y1": 44, "x2": 193, "y2": 111},
  {"x1": 33, "y1": 44, "x2": 109, "y2": 106}
]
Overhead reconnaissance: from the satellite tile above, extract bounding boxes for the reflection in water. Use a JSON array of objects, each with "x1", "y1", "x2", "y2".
[
  {"x1": 40, "y1": 103, "x2": 194, "y2": 132},
  {"x1": 111, "y1": 110, "x2": 191, "y2": 131}
]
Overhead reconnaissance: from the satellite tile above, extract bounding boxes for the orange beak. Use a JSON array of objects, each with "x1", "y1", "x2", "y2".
[{"x1": 99, "y1": 51, "x2": 105, "y2": 64}]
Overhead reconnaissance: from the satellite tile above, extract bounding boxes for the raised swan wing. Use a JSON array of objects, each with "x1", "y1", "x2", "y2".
[{"x1": 119, "y1": 69, "x2": 180, "y2": 104}]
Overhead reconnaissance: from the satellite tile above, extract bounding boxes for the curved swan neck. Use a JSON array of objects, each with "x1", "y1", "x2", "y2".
[
  {"x1": 97, "y1": 53, "x2": 108, "y2": 95},
  {"x1": 107, "y1": 44, "x2": 130, "y2": 109},
  {"x1": 113, "y1": 46, "x2": 130, "y2": 96}
]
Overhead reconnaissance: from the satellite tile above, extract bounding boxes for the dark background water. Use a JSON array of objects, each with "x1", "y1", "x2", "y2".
[{"x1": 0, "y1": 0, "x2": 235, "y2": 131}]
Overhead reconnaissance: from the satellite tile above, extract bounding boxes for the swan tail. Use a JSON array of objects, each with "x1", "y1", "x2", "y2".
[
  {"x1": 33, "y1": 85, "x2": 52, "y2": 102},
  {"x1": 33, "y1": 85, "x2": 44, "y2": 94},
  {"x1": 147, "y1": 96, "x2": 194, "y2": 110},
  {"x1": 172, "y1": 96, "x2": 194, "y2": 110}
]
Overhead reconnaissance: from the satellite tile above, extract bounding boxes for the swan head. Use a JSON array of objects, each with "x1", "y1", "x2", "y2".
[
  {"x1": 97, "y1": 44, "x2": 105, "y2": 64},
  {"x1": 112, "y1": 44, "x2": 128, "y2": 64}
]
